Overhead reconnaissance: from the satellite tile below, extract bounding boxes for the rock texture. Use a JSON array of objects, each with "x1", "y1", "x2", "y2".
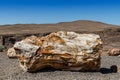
[
  {"x1": 7, "y1": 31, "x2": 103, "y2": 72},
  {"x1": 107, "y1": 48, "x2": 120, "y2": 56},
  {"x1": 7, "y1": 47, "x2": 17, "y2": 58}
]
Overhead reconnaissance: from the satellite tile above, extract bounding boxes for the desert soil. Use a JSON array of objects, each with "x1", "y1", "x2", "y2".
[
  {"x1": 0, "y1": 20, "x2": 120, "y2": 80},
  {"x1": 0, "y1": 52, "x2": 120, "y2": 80},
  {"x1": 0, "y1": 33, "x2": 120, "y2": 80}
]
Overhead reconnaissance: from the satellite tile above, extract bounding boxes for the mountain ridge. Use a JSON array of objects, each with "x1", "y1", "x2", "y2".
[{"x1": 0, "y1": 20, "x2": 120, "y2": 35}]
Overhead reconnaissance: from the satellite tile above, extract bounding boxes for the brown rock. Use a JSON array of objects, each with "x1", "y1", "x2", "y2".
[
  {"x1": 8, "y1": 31, "x2": 103, "y2": 72},
  {"x1": 107, "y1": 48, "x2": 120, "y2": 56},
  {"x1": 7, "y1": 47, "x2": 17, "y2": 58}
]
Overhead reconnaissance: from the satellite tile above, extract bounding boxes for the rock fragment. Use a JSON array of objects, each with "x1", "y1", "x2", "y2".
[
  {"x1": 7, "y1": 47, "x2": 17, "y2": 58},
  {"x1": 110, "y1": 65, "x2": 118, "y2": 73},
  {"x1": 107, "y1": 48, "x2": 120, "y2": 56}
]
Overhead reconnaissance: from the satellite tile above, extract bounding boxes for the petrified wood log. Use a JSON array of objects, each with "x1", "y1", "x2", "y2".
[{"x1": 7, "y1": 31, "x2": 103, "y2": 72}]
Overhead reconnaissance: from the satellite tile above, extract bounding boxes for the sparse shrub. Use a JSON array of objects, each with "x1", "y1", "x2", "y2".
[{"x1": 0, "y1": 45, "x2": 6, "y2": 52}]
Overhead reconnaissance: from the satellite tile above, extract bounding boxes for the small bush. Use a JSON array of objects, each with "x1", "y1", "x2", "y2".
[{"x1": 0, "y1": 46, "x2": 6, "y2": 52}]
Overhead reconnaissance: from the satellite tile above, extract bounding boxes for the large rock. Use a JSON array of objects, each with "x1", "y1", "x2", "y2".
[{"x1": 7, "y1": 31, "x2": 103, "y2": 72}]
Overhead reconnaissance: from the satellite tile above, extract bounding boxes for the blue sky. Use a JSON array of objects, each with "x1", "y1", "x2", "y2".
[{"x1": 0, "y1": 0, "x2": 120, "y2": 25}]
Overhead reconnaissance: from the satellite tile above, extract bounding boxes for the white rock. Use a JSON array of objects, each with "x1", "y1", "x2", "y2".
[{"x1": 8, "y1": 31, "x2": 103, "y2": 72}]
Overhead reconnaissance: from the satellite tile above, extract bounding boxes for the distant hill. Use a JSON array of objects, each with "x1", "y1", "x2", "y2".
[{"x1": 0, "y1": 20, "x2": 120, "y2": 35}]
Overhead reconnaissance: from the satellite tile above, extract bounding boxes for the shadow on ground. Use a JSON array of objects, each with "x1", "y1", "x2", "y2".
[
  {"x1": 100, "y1": 65, "x2": 118, "y2": 74},
  {"x1": 31, "y1": 66, "x2": 117, "y2": 74}
]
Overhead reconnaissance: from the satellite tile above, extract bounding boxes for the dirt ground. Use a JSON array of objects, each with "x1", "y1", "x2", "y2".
[
  {"x1": 0, "y1": 34, "x2": 120, "y2": 80},
  {"x1": 0, "y1": 20, "x2": 120, "y2": 80},
  {"x1": 0, "y1": 52, "x2": 120, "y2": 80}
]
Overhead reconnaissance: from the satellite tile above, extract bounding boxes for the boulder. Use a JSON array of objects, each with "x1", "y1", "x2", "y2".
[{"x1": 8, "y1": 31, "x2": 103, "y2": 72}]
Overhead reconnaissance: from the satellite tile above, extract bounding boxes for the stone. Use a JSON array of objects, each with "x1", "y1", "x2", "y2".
[
  {"x1": 7, "y1": 47, "x2": 17, "y2": 58},
  {"x1": 110, "y1": 65, "x2": 118, "y2": 73},
  {"x1": 107, "y1": 48, "x2": 120, "y2": 56},
  {"x1": 8, "y1": 31, "x2": 103, "y2": 72}
]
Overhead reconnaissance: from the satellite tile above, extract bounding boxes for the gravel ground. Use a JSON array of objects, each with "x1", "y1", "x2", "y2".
[{"x1": 0, "y1": 52, "x2": 120, "y2": 80}]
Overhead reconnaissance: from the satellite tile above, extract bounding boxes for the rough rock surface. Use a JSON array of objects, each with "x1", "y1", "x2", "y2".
[
  {"x1": 7, "y1": 47, "x2": 17, "y2": 58},
  {"x1": 107, "y1": 48, "x2": 120, "y2": 56},
  {"x1": 7, "y1": 31, "x2": 103, "y2": 72}
]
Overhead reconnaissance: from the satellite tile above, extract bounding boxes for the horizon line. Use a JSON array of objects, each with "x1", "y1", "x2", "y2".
[{"x1": 0, "y1": 20, "x2": 120, "y2": 26}]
